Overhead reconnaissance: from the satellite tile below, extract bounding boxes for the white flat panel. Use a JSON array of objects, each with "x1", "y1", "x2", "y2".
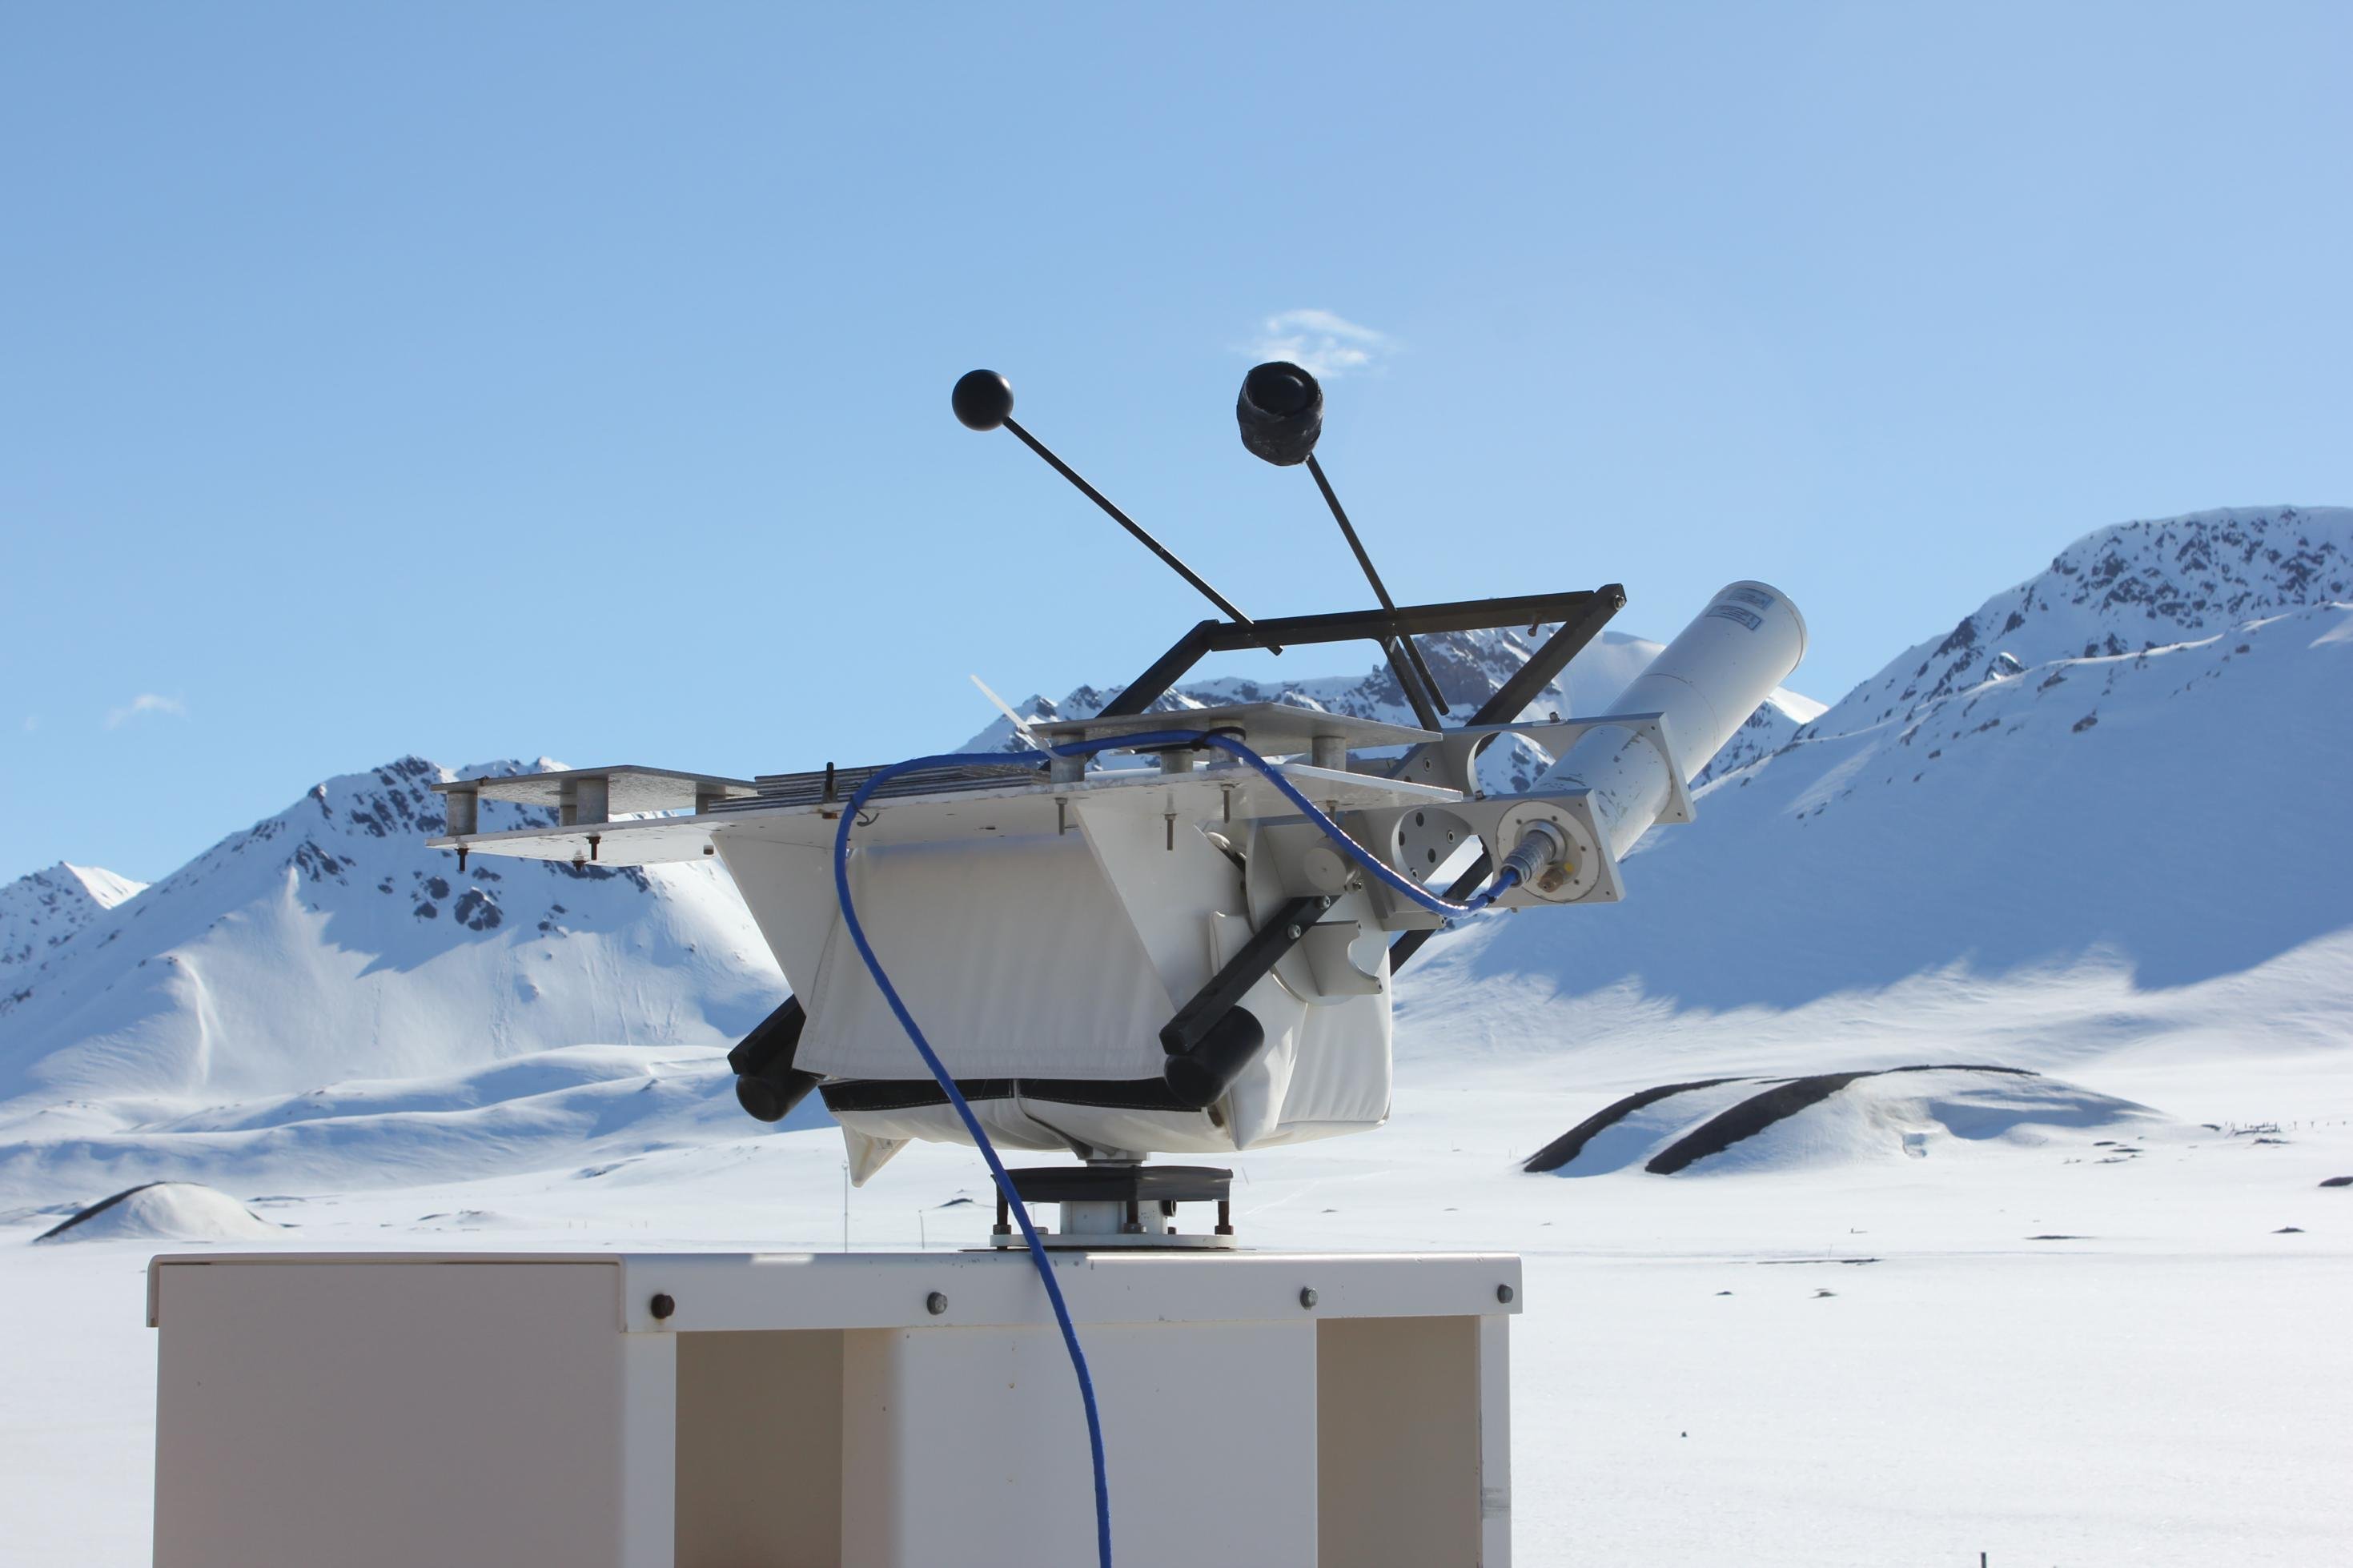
[
  {"x1": 1319, "y1": 1316, "x2": 1484, "y2": 1568},
  {"x1": 675, "y1": 1330, "x2": 843, "y2": 1568},
  {"x1": 1478, "y1": 1313, "x2": 1514, "y2": 1567},
  {"x1": 152, "y1": 1251, "x2": 1523, "y2": 1336},
  {"x1": 713, "y1": 834, "x2": 841, "y2": 998},
  {"x1": 434, "y1": 760, "x2": 1460, "y2": 863},
  {"x1": 154, "y1": 1260, "x2": 645, "y2": 1568},
  {"x1": 620, "y1": 1330, "x2": 679, "y2": 1568},
  {"x1": 843, "y1": 1318, "x2": 1315, "y2": 1568},
  {"x1": 616, "y1": 1250, "x2": 1523, "y2": 1334}
]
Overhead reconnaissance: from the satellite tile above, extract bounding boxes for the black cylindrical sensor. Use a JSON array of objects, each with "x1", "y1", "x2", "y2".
[{"x1": 1237, "y1": 361, "x2": 1323, "y2": 466}]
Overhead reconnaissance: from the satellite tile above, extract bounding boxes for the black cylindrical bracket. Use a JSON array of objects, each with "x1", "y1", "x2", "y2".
[
  {"x1": 729, "y1": 997, "x2": 821, "y2": 1124},
  {"x1": 1162, "y1": 1005, "x2": 1266, "y2": 1109}
]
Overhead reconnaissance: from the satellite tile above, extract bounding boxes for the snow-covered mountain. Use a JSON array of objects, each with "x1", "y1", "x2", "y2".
[
  {"x1": 0, "y1": 864, "x2": 146, "y2": 973},
  {"x1": 1415, "y1": 503, "x2": 2353, "y2": 1021},
  {"x1": 1, "y1": 505, "x2": 2344, "y2": 1207},
  {"x1": 1826, "y1": 505, "x2": 2347, "y2": 736},
  {"x1": 0, "y1": 757, "x2": 789, "y2": 1197}
]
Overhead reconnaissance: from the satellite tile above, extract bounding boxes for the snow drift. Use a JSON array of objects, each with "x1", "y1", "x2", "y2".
[
  {"x1": 1526, "y1": 1066, "x2": 2171, "y2": 1177},
  {"x1": 34, "y1": 1181, "x2": 282, "y2": 1244}
]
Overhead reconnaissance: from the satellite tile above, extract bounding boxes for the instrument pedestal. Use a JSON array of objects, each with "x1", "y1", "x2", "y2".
[{"x1": 148, "y1": 1248, "x2": 1518, "y2": 1567}]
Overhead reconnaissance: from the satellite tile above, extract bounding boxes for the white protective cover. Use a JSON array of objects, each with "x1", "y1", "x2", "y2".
[
  {"x1": 1540, "y1": 579, "x2": 1809, "y2": 854},
  {"x1": 715, "y1": 808, "x2": 1395, "y2": 1164},
  {"x1": 801, "y1": 832, "x2": 1174, "y2": 1082}
]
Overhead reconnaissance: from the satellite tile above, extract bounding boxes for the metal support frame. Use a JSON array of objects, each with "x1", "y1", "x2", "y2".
[
  {"x1": 1385, "y1": 857, "x2": 1491, "y2": 973},
  {"x1": 1303, "y1": 451, "x2": 1448, "y2": 721},
  {"x1": 1160, "y1": 894, "x2": 1333, "y2": 1051},
  {"x1": 1100, "y1": 586, "x2": 1624, "y2": 720},
  {"x1": 1376, "y1": 590, "x2": 1632, "y2": 976}
]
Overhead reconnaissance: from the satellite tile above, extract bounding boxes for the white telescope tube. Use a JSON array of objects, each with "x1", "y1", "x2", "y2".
[{"x1": 1536, "y1": 580, "x2": 1808, "y2": 857}]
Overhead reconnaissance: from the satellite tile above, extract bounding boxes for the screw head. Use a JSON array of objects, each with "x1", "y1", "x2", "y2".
[
  {"x1": 648, "y1": 1292, "x2": 676, "y2": 1321},
  {"x1": 1496, "y1": 1284, "x2": 1516, "y2": 1305},
  {"x1": 1299, "y1": 1286, "x2": 1318, "y2": 1309},
  {"x1": 926, "y1": 1291, "x2": 950, "y2": 1316}
]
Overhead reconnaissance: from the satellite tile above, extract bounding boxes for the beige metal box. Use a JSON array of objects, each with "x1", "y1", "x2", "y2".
[{"x1": 150, "y1": 1249, "x2": 1517, "y2": 1566}]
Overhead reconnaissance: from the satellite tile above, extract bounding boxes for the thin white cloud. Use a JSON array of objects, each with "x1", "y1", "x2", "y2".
[
  {"x1": 1248, "y1": 309, "x2": 1394, "y2": 379},
  {"x1": 106, "y1": 693, "x2": 187, "y2": 729},
  {"x1": 20, "y1": 715, "x2": 35, "y2": 734}
]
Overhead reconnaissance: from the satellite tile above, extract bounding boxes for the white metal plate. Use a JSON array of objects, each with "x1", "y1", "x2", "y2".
[{"x1": 430, "y1": 761, "x2": 1462, "y2": 864}]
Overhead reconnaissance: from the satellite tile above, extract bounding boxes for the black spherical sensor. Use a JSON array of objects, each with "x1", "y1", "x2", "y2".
[
  {"x1": 1237, "y1": 361, "x2": 1323, "y2": 466},
  {"x1": 953, "y1": 369, "x2": 1014, "y2": 431}
]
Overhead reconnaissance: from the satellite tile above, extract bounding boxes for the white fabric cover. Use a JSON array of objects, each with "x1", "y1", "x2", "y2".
[
  {"x1": 720, "y1": 815, "x2": 1395, "y2": 1170},
  {"x1": 796, "y1": 833, "x2": 1175, "y2": 1081}
]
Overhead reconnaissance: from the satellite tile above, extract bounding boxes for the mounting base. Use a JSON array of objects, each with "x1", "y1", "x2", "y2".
[
  {"x1": 147, "y1": 1248, "x2": 1520, "y2": 1567},
  {"x1": 992, "y1": 1163, "x2": 1238, "y2": 1249}
]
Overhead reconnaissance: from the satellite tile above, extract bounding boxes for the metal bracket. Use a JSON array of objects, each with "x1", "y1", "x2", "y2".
[
  {"x1": 1159, "y1": 893, "x2": 1335, "y2": 1061},
  {"x1": 1402, "y1": 712, "x2": 1693, "y2": 825},
  {"x1": 1347, "y1": 786, "x2": 1628, "y2": 926}
]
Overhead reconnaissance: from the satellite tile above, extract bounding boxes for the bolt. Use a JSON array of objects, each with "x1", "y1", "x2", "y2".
[
  {"x1": 648, "y1": 1293, "x2": 676, "y2": 1321},
  {"x1": 1496, "y1": 1284, "x2": 1516, "y2": 1305},
  {"x1": 1299, "y1": 1287, "x2": 1318, "y2": 1309},
  {"x1": 926, "y1": 1291, "x2": 949, "y2": 1316}
]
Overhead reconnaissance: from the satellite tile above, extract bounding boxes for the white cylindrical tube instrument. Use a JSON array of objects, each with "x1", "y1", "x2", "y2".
[{"x1": 1536, "y1": 580, "x2": 1808, "y2": 856}]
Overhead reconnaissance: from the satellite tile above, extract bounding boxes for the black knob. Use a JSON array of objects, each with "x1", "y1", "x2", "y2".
[
  {"x1": 954, "y1": 369, "x2": 1014, "y2": 431},
  {"x1": 1237, "y1": 361, "x2": 1323, "y2": 466},
  {"x1": 1162, "y1": 1005, "x2": 1267, "y2": 1109},
  {"x1": 735, "y1": 1070, "x2": 817, "y2": 1124}
]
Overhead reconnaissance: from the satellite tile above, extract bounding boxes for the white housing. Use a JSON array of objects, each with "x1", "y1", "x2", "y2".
[
  {"x1": 426, "y1": 584, "x2": 1807, "y2": 1177},
  {"x1": 1537, "y1": 580, "x2": 1807, "y2": 856}
]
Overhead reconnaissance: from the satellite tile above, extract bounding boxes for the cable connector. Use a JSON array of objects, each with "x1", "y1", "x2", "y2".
[{"x1": 1497, "y1": 820, "x2": 1570, "y2": 893}]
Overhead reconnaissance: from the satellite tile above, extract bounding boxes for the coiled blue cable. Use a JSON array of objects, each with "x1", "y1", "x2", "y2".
[{"x1": 829, "y1": 728, "x2": 1524, "y2": 1567}]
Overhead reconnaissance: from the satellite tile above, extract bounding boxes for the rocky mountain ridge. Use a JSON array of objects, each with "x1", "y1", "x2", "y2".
[
  {"x1": 1428, "y1": 504, "x2": 2353, "y2": 1015},
  {"x1": 1812, "y1": 505, "x2": 2347, "y2": 739},
  {"x1": 0, "y1": 864, "x2": 145, "y2": 974}
]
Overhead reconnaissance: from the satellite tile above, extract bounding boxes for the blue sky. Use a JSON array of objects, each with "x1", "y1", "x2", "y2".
[{"x1": 5, "y1": 2, "x2": 2348, "y2": 882}]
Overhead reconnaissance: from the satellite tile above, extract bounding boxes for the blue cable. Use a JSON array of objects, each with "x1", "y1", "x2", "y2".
[{"x1": 829, "y1": 728, "x2": 1524, "y2": 1567}]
